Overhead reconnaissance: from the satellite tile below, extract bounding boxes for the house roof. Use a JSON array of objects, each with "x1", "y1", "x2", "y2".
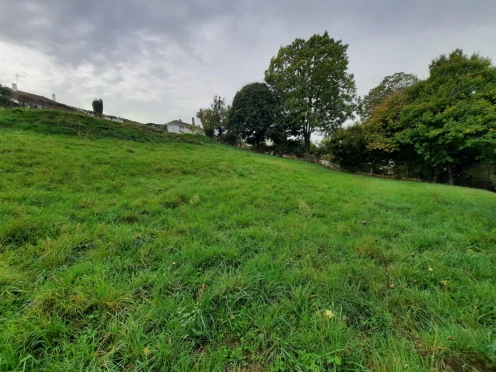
[
  {"x1": 165, "y1": 120, "x2": 193, "y2": 127},
  {"x1": 13, "y1": 90, "x2": 75, "y2": 111},
  {"x1": 146, "y1": 120, "x2": 203, "y2": 133}
]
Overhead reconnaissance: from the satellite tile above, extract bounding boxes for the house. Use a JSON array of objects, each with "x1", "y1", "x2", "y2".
[
  {"x1": 6, "y1": 84, "x2": 141, "y2": 124},
  {"x1": 145, "y1": 118, "x2": 203, "y2": 134}
]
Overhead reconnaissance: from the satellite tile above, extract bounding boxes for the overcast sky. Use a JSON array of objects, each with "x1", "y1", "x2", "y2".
[{"x1": 1, "y1": 0, "x2": 495, "y2": 124}]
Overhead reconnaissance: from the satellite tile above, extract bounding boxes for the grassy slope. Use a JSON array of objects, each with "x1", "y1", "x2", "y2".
[{"x1": 0, "y1": 109, "x2": 495, "y2": 371}]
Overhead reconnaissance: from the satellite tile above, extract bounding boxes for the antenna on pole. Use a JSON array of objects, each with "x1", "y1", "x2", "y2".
[{"x1": 15, "y1": 73, "x2": 26, "y2": 86}]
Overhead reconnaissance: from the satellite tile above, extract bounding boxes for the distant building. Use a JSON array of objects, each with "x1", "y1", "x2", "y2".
[
  {"x1": 145, "y1": 118, "x2": 203, "y2": 134},
  {"x1": 11, "y1": 89, "x2": 69, "y2": 110},
  {"x1": 9, "y1": 87, "x2": 140, "y2": 124}
]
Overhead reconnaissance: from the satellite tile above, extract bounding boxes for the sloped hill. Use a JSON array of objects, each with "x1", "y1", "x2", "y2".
[
  {"x1": 0, "y1": 109, "x2": 495, "y2": 371},
  {"x1": 0, "y1": 108, "x2": 209, "y2": 144}
]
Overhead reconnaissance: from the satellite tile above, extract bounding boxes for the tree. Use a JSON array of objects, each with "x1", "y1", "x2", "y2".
[
  {"x1": 325, "y1": 123, "x2": 371, "y2": 171},
  {"x1": 342, "y1": 49, "x2": 496, "y2": 187},
  {"x1": 360, "y1": 72, "x2": 419, "y2": 121},
  {"x1": 228, "y1": 82, "x2": 279, "y2": 147},
  {"x1": 0, "y1": 85, "x2": 13, "y2": 108},
  {"x1": 196, "y1": 96, "x2": 228, "y2": 140},
  {"x1": 196, "y1": 108, "x2": 215, "y2": 138},
  {"x1": 395, "y1": 50, "x2": 496, "y2": 184},
  {"x1": 265, "y1": 31, "x2": 357, "y2": 154},
  {"x1": 92, "y1": 98, "x2": 103, "y2": 115}
]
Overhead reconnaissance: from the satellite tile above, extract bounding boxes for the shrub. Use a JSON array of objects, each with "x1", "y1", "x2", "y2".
[
  {"x1": 92, "y1": 98, "x2": 103, "y2": 115},
  {"x1": 271, "y1": 139, "x2": 306, "y2": 157},
  {"x1": 460, "y1": 162, "x2": 496, "y2": 191},
  {"x1": 222, "y1": 130, "x2": 239, "y2": 146},
  {"x1": 0, "y1": 85, "x2": 13, "y2": 108},
  {"x1": 325, "y1": 124, "x2": 372, "y2": 171}
]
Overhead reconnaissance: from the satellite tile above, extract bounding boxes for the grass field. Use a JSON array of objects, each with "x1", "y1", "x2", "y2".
[{"x1": 0, "y1": 109, "x2": 495, "y2": 371}]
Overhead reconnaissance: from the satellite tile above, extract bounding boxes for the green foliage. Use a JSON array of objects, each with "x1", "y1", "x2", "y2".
[
  {"x1": 271, "y1": 138, "x2": 306, "y2": 157},
  {"x1": 396, "y1": 50, "x2": 496, "y2": 184},
  {"x1": 197, "y1": 96, "x2": 229, "y2": 140},
  {"x1": 0, "y1": 108, "x2": 211, "y2": 144},
  {"x1": 0, "y1": 85, "x2": 13, "y2": 108},
  {"x1": 92, "y1": 98, "x2": 103, "y2": 114},
  {"x1": 460, "y1": 161, "x2": 496, "y2": 190},
  {"x1": 196, "y1": 107, "x2": 215, "y2": 138},
  {"x1": 0, "y1": 108, "x2": 495, "y2": 370},
  {"x1": 328, "y1": 49, "x2": 496, "y2": 189},
  {"x1": 265, "y1": 31, "x2": 357, "y2": 154},
  {"x1": 228, "y1": 82, "x2": 279, "y2": 147},
  {"x1": 324, "y1": 123, "x2": 373, "y2": 171},
  {"x1": 220, "y1": 128, "x2": 239, "y2": 146},
  {"x1": 360, "y1": 72, "x2": 420, "y2": 121}
]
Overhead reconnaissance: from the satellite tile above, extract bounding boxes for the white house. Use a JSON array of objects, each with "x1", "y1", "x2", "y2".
[{"x1": 145, "y1": 118, "x2": 203, "y2": 134}]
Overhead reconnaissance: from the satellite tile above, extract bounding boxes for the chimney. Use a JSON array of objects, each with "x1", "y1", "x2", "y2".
[
  {"x1": 52, "y1": 94, "x2": 56, "y2": 101},
  {"x1": 192, "y1": 117, "x2": 195, "y2": 125},
  {"x1": 12, "y1": 83, "x2": 17, "y2": 92}
]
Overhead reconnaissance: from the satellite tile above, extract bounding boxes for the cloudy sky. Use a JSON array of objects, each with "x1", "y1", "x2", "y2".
[{"x1": 1, "y1": 0, "x2": 495, "y2": 124}]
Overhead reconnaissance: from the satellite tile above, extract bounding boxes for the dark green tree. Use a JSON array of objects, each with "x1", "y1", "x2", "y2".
[
  {"x1": 325, "y1": 124, "x2": 371, "y2": 170},
  {"x1": 0, "y1": 85, "x2": 13, "y2": 108},
  {"x1": 265, "y1": 31, "x2": 357, "y2": 154},
  {"x1": 228, "y1": 82, "x2": 279, "y2": 147},
  {"x1": 394, "y1": 50, "x2": 496, "y2": 184},
  {"x1": 331, "y1": 49, "x2": 496, "y2": 188},
  {"x1": 92, "y1": 98, "x2": 103, "y2": 115},
  {"x1": 360, "y1": 72, "x2": 420, "y2": 121}
]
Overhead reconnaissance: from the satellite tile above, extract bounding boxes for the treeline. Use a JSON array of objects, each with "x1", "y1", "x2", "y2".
[
  {"x1": 197, "y1": 32, "x2": 356, "y2": 156},
  {"x1": 326, "y1": 50, "x2": 496, "y2": 189},
  {"x1": 199, "y1": 34, "x2": 496, "y2": 190}
]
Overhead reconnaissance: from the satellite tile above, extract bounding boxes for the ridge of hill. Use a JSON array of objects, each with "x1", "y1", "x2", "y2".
[
  {"x1": 10, "y1": 89, "x2": 142, "y2": 125},
  {"x1": 0, "y1": 108, "x2": 210, "y2": 145},
  {"x1": 0, "y1": 108, "x2": 495, "y2": 371}
]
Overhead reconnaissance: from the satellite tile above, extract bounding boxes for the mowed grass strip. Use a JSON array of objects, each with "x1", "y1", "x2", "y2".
[{"x1": 0, "y1": 109, "x2": 495, "y2": 371}]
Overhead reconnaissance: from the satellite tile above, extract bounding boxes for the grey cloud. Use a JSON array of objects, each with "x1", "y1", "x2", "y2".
[
  {"x1": 3, "y1": 1, "x2": 495, "y2": 67},
  {"x1": 1, "y1": 0, "x2": 495, "y2": 124},
  {"x1": 1, "y1": 0, "x2": 240, "y2": 66}
]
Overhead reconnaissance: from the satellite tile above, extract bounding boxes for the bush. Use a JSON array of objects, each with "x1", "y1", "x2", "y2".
[
  {"x1": 271, "y1": 139, "x2": 306, "y2": 157},
  {"x1": 460, "y1": 162, "x2": 496, "y2": 191},
  {"x1": 203, "y1": 127, "x2": 214, "y2": 138},
  {"x1": 0, "y1": 85, "x2": 13, "y2": 108},
  {"x1": 222, "y1": 130, "x2": 239, "y2": 146},
  {"x1": 92, "y1": 99, "x2": 103, "y2": 115},
  {"x1": 325, "y1": 124, "x2": 372, "y2": 171}
]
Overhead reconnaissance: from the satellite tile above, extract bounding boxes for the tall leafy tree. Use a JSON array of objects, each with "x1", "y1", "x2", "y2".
[
  {"x1": 228, "y1": 82, "x2": 279, "y2": 147},
  {"x1": 265, "y1": 31, "x2": 357, "y2": 154},
  {"x1": 197, "y1": 96, "x2": 229, "y2": 140},
  {"x1": 360, "y1": 72, "x2": 419, "y2": 121},
  {"x1": 335, "y1": 49, "x2": 496, "y2": 187},
  {"x1": 394, "y1": 50, "x2": 496, "y2": 184}
]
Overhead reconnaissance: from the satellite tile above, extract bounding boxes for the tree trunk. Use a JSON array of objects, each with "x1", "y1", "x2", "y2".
[
  {"x1": 447, "y1": 163, "x2": 454, "y2": 185},
  {"x1": 304, "y1": 131, "x2": 310, "y2": 155},
  {"x1": 304, "y1": 106, "x2": 312, "y2": 155}
]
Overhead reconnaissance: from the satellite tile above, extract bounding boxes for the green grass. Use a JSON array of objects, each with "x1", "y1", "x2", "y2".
[{"x1": 0, "y1": 108, "x2": 495, "y2": 371}]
